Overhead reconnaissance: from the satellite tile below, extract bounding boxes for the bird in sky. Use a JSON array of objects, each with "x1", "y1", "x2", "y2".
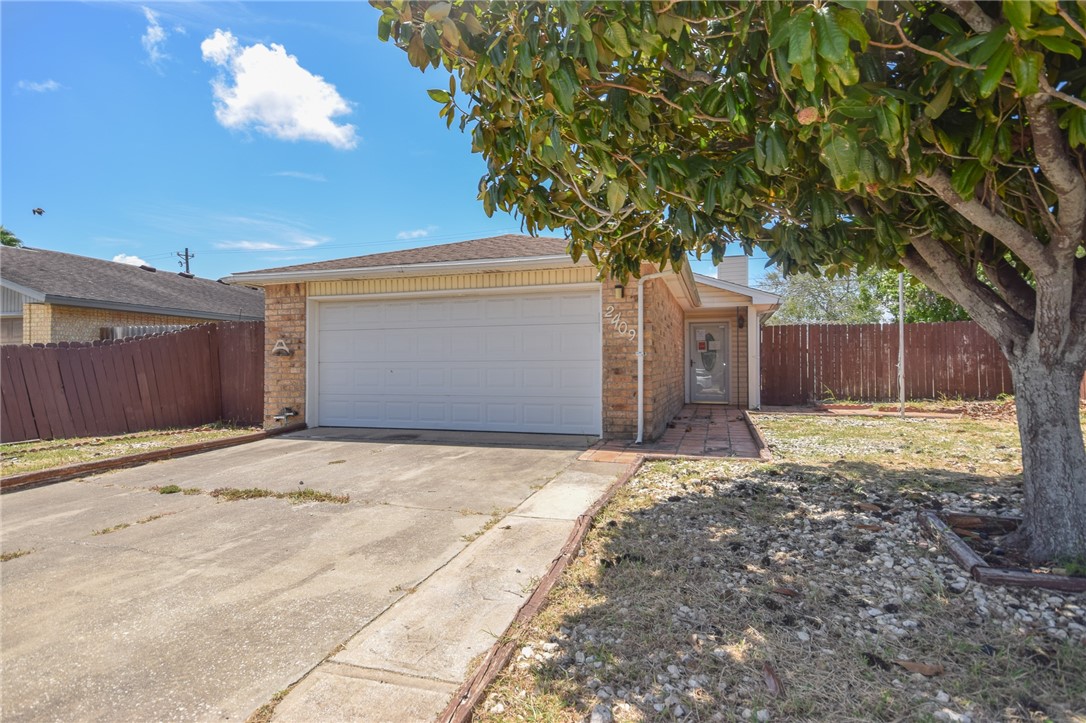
[{"x1": 32, "y1": 208, "x2": 44, "y2": 216}]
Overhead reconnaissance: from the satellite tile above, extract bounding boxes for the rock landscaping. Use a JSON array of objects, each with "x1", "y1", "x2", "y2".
[{"x1": 476, "y1": 412, "x2": 1086, "y2": 721}]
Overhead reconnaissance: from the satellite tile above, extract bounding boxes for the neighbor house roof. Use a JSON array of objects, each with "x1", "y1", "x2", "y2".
[
  {"x1": 235, "y1": 234, "x2": 572, "y2": 276},
  {"x1": 0, "y1": 246, "x2": 264, "y2": 321}
]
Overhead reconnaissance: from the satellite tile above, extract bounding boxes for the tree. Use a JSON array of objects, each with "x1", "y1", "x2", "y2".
[
  {"x1": 376, "y1": 1, "x2": 1086, "y2": 561},
  {"x1": 1, "y1": 226, "x2": 22, "y2": 247},
  {"x1": 758, "y1": 267, "x2": 883, "y2": 323},
  {"x1": 758, "y1": 267, "x2": 968, "y2": 323},
  {"x1": 868, "y1": 270, "x2": 971, "y2": 322}
]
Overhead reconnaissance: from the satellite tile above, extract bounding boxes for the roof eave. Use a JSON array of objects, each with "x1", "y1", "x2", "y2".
[
  {"x1": 38, "y1": 295, "x2": 263, "y2": 322},
  {"x1": 692, "y1": 273, "x2": 781, "y2": 305},
  {"x1": 221, "y1": 254, "x2": 587, "y2": 286},
  {"x1": 0, "y1": 278, "x2": 46, "y2": 302}
]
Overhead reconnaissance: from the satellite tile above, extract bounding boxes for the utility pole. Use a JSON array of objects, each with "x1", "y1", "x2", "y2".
[{"x1": 176, "y1": 247, "x2": 195, "y2": 274}]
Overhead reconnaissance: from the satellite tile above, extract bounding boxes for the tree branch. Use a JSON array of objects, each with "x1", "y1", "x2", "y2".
[
  {"x1": 937, "y1": 0, "x2": 996, "y2": 33},
  {"x1": 980, "y1": 252, "x2": 1037, "y2": 320},
  {"x1": 1025, "y1": 94, "x2": 1086, "y2": 251},
  {"x1": 906, "y1": 234, "x2": 1031, "y2": 348},
  {"x1": 916, "y1": 169, "x2": 1053, "y2": 274}
]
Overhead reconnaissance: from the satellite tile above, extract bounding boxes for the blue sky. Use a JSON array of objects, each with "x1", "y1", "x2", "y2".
[{"x1": 2, "y1": 1, "x2": 769, "y2": 283}]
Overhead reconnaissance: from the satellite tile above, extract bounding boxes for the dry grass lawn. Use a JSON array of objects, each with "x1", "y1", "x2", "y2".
[
  {"x1": 477, "y1": 410, "x2": 1086, "y2": 722},
  {"x1": 0, "y1": 425, "x2": 259, "y2": 476}
]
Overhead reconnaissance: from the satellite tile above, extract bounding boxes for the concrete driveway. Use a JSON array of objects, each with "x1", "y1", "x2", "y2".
[{"x1": 0, "y1": 428, "x2": 626, "y2": 722}]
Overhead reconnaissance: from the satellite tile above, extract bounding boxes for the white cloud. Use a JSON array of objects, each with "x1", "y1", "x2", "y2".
[
  {"x1": 396, "y1": 225, "x2": 438, "y2": 241},
  {"x1": 141, "y1": 6, "x2": 169, "y2": 68},
  {"x1": 200, "y1": 29, "x2": 357, "y2": 150},
  {"x1": 16, "y1": 79, "x2": 61, "y2": 93},
  {"x1": 214, "y1": 238, "x2": 322, "y2": 251},
  {"x1": 273, "y1": 170, "x2": 327, "y2": 182},
  {"x1": 113, "y1": 253, "x2": 149, "y2": 266}
]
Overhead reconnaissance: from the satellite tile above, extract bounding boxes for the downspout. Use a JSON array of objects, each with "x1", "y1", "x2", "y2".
[{"x1": 635, "y1": 272, "x2": 669, "y2": 444}]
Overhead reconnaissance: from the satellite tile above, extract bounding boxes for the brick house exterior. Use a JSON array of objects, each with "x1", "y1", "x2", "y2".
[
  {"x1": 227, "y1": 236, "x2": 778, "y2": 442},
  {"x1": 1, "y1": 246, "x2": 264, "y2": 344}
]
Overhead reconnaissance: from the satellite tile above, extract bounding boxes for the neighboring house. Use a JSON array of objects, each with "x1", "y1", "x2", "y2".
[
  {"x1": 0, "y1": 246, "x2": 264, "y2": 345},
  {"x1": 224, "y1": 235, "x2": 779, "y2": 442}
]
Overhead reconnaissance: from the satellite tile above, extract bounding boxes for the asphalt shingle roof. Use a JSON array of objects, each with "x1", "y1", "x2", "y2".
[
  {"x1": 234, "y1": 234, "x2": 572, "y2": 275},
  {"x1": 0, "y1": 246, "x2": 264, "y2": 320}
]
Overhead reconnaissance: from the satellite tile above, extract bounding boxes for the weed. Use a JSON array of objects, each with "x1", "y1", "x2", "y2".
[
  {"x1": 155, "y1": 484, "x2": 183, "y2": 494},
  {"x1": 389, "y1": 583, "x2": 419, "y2": 594},
  {"x1": 1, "y1": 549, "x2": 32, "y2": 562},
  {"x1": 92, "y1": 523, "x2": 131, "y2": 536},
  {"x1": 182, "y1": 487, "x2": 201, "y2": 495},
  {"x1": 209, "y1": 487, "x2": 349, "y2": 504},
  {"x1": 1054, "y1": 555, "x2": 1086, "y2": 577},
  {"x1": 462, "y1": 507, "x2": 512, "y2": 542},
  {"x1": 328, "y1": 459, "x2": 346, "y2": 465}
]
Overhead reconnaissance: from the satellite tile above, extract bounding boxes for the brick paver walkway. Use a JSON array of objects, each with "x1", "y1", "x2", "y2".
[{"x1": 580, "y1": 404, "x2": 764, "y2": 464}]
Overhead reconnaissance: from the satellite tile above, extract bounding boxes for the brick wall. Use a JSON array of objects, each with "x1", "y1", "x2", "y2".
[
  {"x1": 601, "y1": 269, "x2": 686, "y2": 441},
  {"x1": 21, "y1": 302, "x2": 207, "y2": 344},
  {"x1": 643, "y1": 278, "x2": 686, "y2": 440},
  {"x1": 263, "y1": 283, "x2": 307, "y2": 428}
]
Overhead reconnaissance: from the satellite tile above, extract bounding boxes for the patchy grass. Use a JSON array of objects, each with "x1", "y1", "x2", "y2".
[
  {"x1": 476, "y1": 410, "x2": 1086, "y2": 722},
  {"x1": 152, "y1": 484, "x2": 202, "y2": 495},
  {"x1": 91, "y1": 511, "x2": 176, "y2": 537},
  {"x1": 208, "y1": 486, "x2": 349, "y2": 504},
  {"x1": 462, "y1": 507, "x2": 513, "y2": 543},
  {"x1": 92, "y1": 522, "x2": 131, "y2": 536},
  {"x1": 1, "y1": 549, "x2": 33, "y2": 562},
  {"x1": 1, "y1": 425, "x2": 259, "y2": 477}
]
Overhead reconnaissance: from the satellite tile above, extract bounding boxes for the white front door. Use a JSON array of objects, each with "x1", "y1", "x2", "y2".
[
  {"x1": 315, "y1": 288, "x2": 602, "y2": 435},
  {"x1": 689, "y1": 323, "x2": 729, "y2": 403}
]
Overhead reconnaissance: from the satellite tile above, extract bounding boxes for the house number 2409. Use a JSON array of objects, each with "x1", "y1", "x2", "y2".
[{"x1": 604, "y1": 305, "x2": 637, "y2": 342}]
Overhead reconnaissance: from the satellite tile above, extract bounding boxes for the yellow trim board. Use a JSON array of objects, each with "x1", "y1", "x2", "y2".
[{"x1": 307, "y1": 267, "x2": 597, "y2": 297}]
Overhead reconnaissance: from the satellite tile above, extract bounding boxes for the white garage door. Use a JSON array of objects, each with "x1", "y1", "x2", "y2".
[{"x1": 315, "y1": 288, "x2": 601, "y2": 435}]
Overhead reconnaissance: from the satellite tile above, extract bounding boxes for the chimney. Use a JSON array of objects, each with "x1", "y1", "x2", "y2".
[{"x1": 715, "y1": 256, "x2": 749, "y2": 286}]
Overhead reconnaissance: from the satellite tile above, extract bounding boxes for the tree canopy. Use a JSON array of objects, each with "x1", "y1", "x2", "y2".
[
  {"x1": 758, "y1": 268, "x2": 968, "y2": 324},
  {"x1": 377, "y1": 0, "x2": 1086, "y2": 560},
  {"x1": 1, "y1": 226, "x2": 22, "y2": 247}
]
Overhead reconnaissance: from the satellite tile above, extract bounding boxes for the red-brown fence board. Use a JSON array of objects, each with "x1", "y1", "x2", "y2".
[
  {"x1": 1, "y1": 322, "x2": 264, "y2": 443},
  {"x1": 761, "y1": 320, "x2": 1086, "y2": 405}
]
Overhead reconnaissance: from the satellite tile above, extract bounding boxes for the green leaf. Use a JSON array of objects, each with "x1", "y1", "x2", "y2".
[
  {"x1": 607, "y1": 179, "x2": 628, "y2": 214},
  {"x1": 950, "y1": 160, "x2": 986, "y2": 199},
  {"x1": 835, "y1": 8, "x2": 869, "y2": 50},
  {"x1": 460, "y1": 12, "x2": 484, "y2": 37},
  {"x1": 604, "y1": 21, "x2": 632, "y2": 58},
  {"x1": 924, "y1": 80, "x2": 954, "y2": 119},
  {"x1": 755, "y1": 124, "x2": 788, "y2": 175},
  {"x1": 427, "y1": 89, "x2": 451, "y2": 103},
  {"x1": 639, "y1": 32, "x2": 664, "y2": 56},
  {"x1": 423, "y1": 1, "x2": 451, "y2": 22},
  {"x1": 814, "y1": 7, "x2": 849, "y2": 62},
  {"x1": 820, "y1": 129, "x2": 861, "y2": 191},
  {"x1": 441, "y1": 17, "x2": 461, "y2": 47},
  {"x1": 978, "y1": 43, "x2": 1012, "y2": 98},
  {"x1": 969, "y1": 24, "x2": 1011, "y2": 65},
  {"x1": 1002, "y1": 0, "x2": 1033, "y2": 34},
  {"x1": 1036, "y1": 34, "x2": 1082, "y2": 59},
  {"x1": 1010, "y1": 50, "x2": 1042, "y2": 96},
  {"x1": 928, "y1": 13, "x2": 961, "y2": 35},
  {"x1": 787, "y1": 9, "x2": 814, "y2": 65},
  {"x1": 656, "y1": 12, "x2": 684, "y2": 41}
]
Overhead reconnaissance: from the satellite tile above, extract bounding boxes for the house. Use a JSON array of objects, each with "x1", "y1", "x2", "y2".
[
  {"x1": 224, "y1": 235, "x2": 779, "y2": 442},
  {"x1": 0, "y1": 246, "x2": 264, "y2": 345}
]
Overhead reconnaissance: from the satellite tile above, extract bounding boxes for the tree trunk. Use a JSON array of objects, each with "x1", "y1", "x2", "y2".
[{"x1": 1009, "y1": 355, "x2": 1086, "y2": 562}]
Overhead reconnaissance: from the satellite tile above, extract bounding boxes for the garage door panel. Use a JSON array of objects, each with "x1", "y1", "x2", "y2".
[{"x1": 317, "y1": 289, "x2": 601, "y2": 434}]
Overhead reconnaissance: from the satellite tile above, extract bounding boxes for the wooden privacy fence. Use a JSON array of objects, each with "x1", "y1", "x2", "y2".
[
  {"x1": 760, "y1": 321, "x2": 1073, "y2": 405},
  {"x1": 1, "y1": 322, "x2": 264, "y2": 443}
]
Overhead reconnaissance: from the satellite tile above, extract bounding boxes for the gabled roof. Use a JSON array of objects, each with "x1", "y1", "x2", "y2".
[
  {"x1": 693, "y1": 273, "x2": 781, "y2": 306},
  {"x1": 230, "y1": 235, "x2": 572, "y2": 279},
  {"x1": 0, "y1": 246, "x2": 264, "y2": 321}
]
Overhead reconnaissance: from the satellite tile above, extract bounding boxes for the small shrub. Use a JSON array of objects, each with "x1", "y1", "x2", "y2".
[{"x1": 156, "y1": 485, "x2": 182, "y2": 494}]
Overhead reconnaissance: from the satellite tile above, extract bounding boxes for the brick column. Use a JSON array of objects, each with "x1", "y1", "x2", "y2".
[
  {"x1": 264, "y1": 283, "x2": 307, "y2": 428},
  {"x1": 601, "y1": 275, "x2": 639, "y2": 439}
]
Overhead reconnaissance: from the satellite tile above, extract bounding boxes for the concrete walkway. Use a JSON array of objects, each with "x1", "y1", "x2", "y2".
[
  {"x1": 0, "y1": 428, "x2": 626, "y2": 722},
  {"x1": 580, "y1": 404, "x2": 762, "y2": 465}
]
